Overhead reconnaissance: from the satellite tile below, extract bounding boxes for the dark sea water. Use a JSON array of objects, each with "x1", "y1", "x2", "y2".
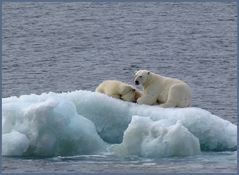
[{"x1": 2, "y1": 2, "x2": 237, "y2": 173}]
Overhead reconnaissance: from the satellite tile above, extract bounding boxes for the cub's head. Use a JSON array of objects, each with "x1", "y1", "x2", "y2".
[
  {"x1": 121, "y1": 86, "x2": 142, "y2": 103},
  {"x1": 134, "y1": 70, "x2": 151, "y2": 86}
]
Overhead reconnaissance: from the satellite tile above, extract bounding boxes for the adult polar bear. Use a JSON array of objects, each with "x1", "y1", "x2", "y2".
[{"x1": 134, "y1": 70, "x2": 192, "y2": 108}]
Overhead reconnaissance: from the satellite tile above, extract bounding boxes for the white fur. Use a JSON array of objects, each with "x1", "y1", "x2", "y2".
[
  {"x1": 95, "y1": 80, "x2": 141, "y2": 102},
  {"x1": 134, "y1": 70, "x2": 192, "y2": 108}
]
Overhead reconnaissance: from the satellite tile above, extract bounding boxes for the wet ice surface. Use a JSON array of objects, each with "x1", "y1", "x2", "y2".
[{"x1": 2, "y1": 1, "x2": 237, "y2": 173}]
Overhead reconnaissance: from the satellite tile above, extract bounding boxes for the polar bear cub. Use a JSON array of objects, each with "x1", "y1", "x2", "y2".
[
  {"x1": 96, "y1": 80, "x2": 142, "y2": 102},
  {"x1": 134, "y1": 70, "x2": 192, "y2": 108}
]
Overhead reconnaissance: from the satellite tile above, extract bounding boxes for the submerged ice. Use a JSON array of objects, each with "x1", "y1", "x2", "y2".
[{"x1": 2, "y1": 90, "x2": 237, "y2": 157}]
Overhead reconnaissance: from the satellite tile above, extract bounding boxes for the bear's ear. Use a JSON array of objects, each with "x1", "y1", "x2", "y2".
[
  {"x1": 134, "y1": 70, "x2": 138, "y2": 75},
  {"x1": 147, "y1": 71, "x2": 150, "y2": 75}
]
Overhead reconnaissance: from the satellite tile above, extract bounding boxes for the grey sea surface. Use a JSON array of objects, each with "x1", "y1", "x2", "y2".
[{"x1": 2, "y1": 2, "x2": 237, "y2": 173}]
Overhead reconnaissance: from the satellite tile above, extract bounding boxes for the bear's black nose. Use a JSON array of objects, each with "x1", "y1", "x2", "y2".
[{"x1": 135, "y1": 80, "x2": 139, "y2": 85}]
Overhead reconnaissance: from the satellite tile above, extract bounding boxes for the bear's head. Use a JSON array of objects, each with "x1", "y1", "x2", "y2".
[
  {"x1": 121, "y1": 86, "x2": 142, "y2": 102},
  {"x1": 134, "y1": 70, "x2": 151, "y2": 86}
]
